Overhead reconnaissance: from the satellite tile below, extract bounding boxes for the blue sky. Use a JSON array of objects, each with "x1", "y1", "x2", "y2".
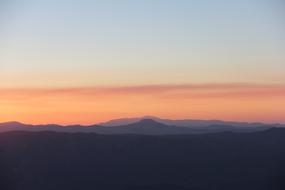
[{"x1": 0, "y1": 0, "x2": 284, "y2": 87}]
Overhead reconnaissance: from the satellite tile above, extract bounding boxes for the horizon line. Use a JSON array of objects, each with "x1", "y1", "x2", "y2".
[{"x1": 1, "y1": 116, "x2": 284, "y2": 126}]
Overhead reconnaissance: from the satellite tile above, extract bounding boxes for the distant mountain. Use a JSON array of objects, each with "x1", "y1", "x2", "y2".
[
  {"x1": 99, "y1": 116, "x2": 274, "y2": 128},
  {"x1": 94, "y1": 119, "x2": 272, "y2": 134},
  {"x1": 0, "y1": 121, "x2": 28, "y2": 128},
  {"x1": 0, "y1": 118, "x2": 274, "y2": 135},
  {"x1": 91, "y1": 119, "x2": 197, "y2": 135}
]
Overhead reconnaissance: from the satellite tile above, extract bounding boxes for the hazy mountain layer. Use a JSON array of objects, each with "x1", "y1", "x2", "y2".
[{"x1": 0, "y1": 118, "x2": 274, "y2": 134}]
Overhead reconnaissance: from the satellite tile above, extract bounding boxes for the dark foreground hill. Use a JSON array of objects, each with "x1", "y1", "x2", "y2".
[{"x1": 1, "y1": 129, "x2": 285, "y2": 190}]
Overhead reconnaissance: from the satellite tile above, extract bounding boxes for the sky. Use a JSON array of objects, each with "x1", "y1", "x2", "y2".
[{"x1": 0, "y1": 0, "x2": 284, "y2": 124}]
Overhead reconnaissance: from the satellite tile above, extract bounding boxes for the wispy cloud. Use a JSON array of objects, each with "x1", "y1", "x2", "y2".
[
  {"x1": 1, "y1": 83, "x2": 284, "y2": 99},
  {"x1": 1, "y1": 83, "x2": 284, "y2": 124}
]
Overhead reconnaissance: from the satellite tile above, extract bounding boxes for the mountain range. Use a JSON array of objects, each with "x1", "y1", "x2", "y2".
[{"x1": 0, "y1": 116, "x2": 282, "y2": 135}]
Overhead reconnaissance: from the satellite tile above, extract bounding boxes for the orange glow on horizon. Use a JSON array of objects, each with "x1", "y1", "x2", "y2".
[{"x1": 0, "y1": 83, "x2": 285, "y2": 125}]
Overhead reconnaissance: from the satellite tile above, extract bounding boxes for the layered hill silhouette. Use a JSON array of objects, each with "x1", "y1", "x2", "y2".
[
  {"x1": 99, "y1": 116, "x2": 270, "y2": 127},
  {"x1": 0, "y1": 117, "x2": 278, "y2": 134}
]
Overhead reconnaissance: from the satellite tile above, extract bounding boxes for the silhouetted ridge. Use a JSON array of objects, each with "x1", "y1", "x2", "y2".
[
  {"x1": 264, "y1": 127, "x2": 285, "y2": 134},
  {"x1": 0, "y1": 121, "x2": 26, "y2": 127},
  {"x1": 0, "y1": 118, "x2": 277, "y2": 134},
  {"x1": 134, "y1": 119, "x2": 167, "y2": 127}
]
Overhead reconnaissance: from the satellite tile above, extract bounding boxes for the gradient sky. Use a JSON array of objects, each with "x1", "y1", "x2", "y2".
[{"x1": 0, "y1": 0, "x2": 284, "y2": 124}]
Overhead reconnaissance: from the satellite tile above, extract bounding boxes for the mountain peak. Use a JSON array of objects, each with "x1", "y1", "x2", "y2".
[
  {"x1": 136, "y1": 119, "x2": 167, "y2": 127},
  {"x1": 0, "y1": 121, "x2": 26, "y2": 127},
  {"x1": 142, "y1": 115, "x2": 161, "y2": 120},
  {"x1": 139, "y1": 118, "x2": 157, "y2": 123}
]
